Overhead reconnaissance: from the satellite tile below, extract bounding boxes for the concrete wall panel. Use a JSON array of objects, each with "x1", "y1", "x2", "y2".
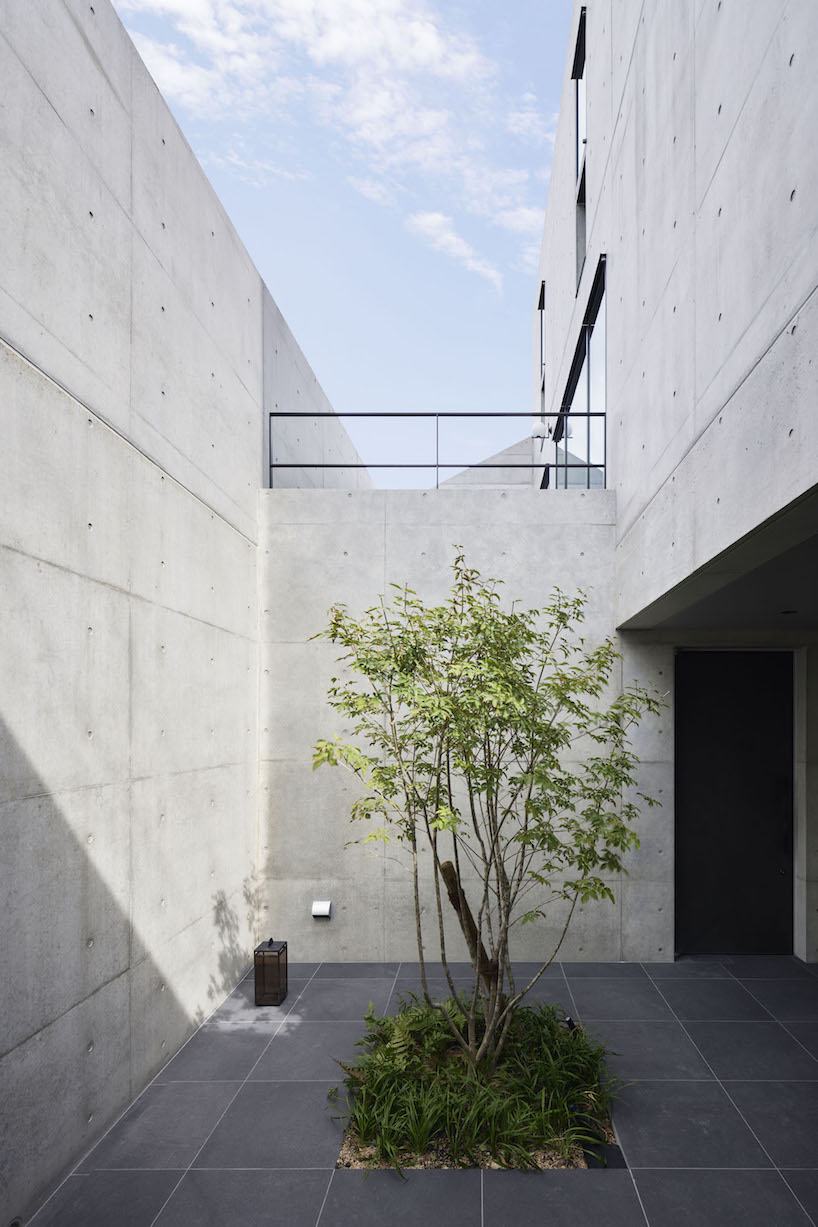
[
  {"x1": 258, "y1": 489, "x2": 665, "y2": 965},
  {"x1": 0, "y1": 29, "x2": 132, "y2": 429},
  {"x1": 0, "y1": 2, "x2": 365, "y2": 1218},
  {"x1": 0, "y1": 347, "x2": 131, "y2": 591},
  {"x1": 263, "y1": 288, "x2": 372, "y2": 490},
  {"x1": 129, "y1": 603, "x2": 254, "y2": 778},
  {"x1": 0, "y1": 975, "x2": 133, "y2": 1218},
  {"x1": 540, "y1": 0, "x2": 818, "y2": 629},
  {"x1": 0, "y1": 550, "x2": 130, "y2": 804},
  {"x1": 0, "y1": 782, "x2": 130, "y2": 1059}
]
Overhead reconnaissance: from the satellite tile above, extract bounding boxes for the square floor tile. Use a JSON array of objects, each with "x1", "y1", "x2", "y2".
[
  {"x1": 386, "y1": 978, "x2": 575, "y2": 1020},
  {"x1": 643, "y1": 960, "x2": 729, "y2": 979},
  {"x1": 567, "y1": 978, "x2": 672, "y2": 1020},
  {"x1": 390, "y1": 976, "x2": 478, "y2": 999},
  {"x1": 658, "y1": 979, "x2": 771, "y2": 1020},
  {"x1": 209, "y1": 978, "x2": 309, "y2": 1028},
  {"x1": 783, "y1": 1021, "x2": 818, "y2": 1060},
  {"x1": 585, "y1": 1020, "x2": 712, "y2": 1080},
  {"x1": 725, "y1": 1081, "x2": 818, "y2": 1167},
  {"x1": 385, "y1": 979, "x2": 493, "y2": 1017},
  {"x1": 244, "y1": 962, "x2": 320, "y2": 981},
  {"x1": 154, "y1": 1169, "x2": 331, "y2": 1226},
  {"x1": 77, "y1": 1082, "x2": 239, "y2": 1171},
  {"x1": 634, "y1": 1169, "x2": 813, "y2": 1226},
  {"x1": 322, "y1": 1169, "x2": 480, "y2": 1225},
  {"x1": 29, "y1": 1171, "x2": 181, "y2": 1226},
  {"x1": 721, "y1": 956, "x2": 814, "y2": 980},
  {"x1": 293, "y1": 978, "x2": 394, "y2": 1021},
  {"x1": 314, "y1": 962, "x2": 400, "y2": 978},
  {"x1": 686, "y1": 1021, "x2": 818, "y2": 1080},
  {"x1": 483, "y1": 1170, "x2": 644, "y2": 1226},
  {"x1": 154, "y1": 1022, "x2": 272, "y2": 1082},
  {"x1": 402, "y1": 962, "x2": 479, "y2": 977},
  {"x1": 562, "y1": 962, "x2": 647, "y2": 977},
  {"x1": 782, "y1": 1171, "x2": 818, "y2": 1221},
  {"x1": 193, "y1": 1081, "x2": 341, "y2": 1168},
  {"x1": 520, "y1": 980, "x2": 581, "y2": 1019},
  {"x1": 612, "y1": 1081, "x2": 771, "y2": 1168},
  {"x1": 249, "y1": 1019, "x2": 366, "y2": 1080},
  {"x1": 740, "y1": 979, "x2": 818, "y2": 1020},
  {"x1": 508, "y1": 961, "x2": 566, "y2": 981}
]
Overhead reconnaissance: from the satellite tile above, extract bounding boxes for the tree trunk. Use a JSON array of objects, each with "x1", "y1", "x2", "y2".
[{"x1": 439, "y1": 860, "x2": 498, "y2": 999}]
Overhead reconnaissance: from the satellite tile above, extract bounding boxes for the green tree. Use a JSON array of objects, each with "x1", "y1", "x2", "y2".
[{"x1": 314, "y1": 552, "x2": 661, "y2": 1073}]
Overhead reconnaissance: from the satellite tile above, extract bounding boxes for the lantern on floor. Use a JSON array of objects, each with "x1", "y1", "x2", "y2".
[{"x1": 254, "y1": 938, "x2": 288, "y2": 1006}]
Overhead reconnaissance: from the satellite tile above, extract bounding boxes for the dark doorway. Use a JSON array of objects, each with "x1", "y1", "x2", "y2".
[{"x1": 675, "y1": 650, "x2": 793, "y2": 955}]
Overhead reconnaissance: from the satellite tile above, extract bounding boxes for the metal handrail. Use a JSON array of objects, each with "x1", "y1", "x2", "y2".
[{"x1": 268, "y1": 411, "x2": 606, "y2": 490}]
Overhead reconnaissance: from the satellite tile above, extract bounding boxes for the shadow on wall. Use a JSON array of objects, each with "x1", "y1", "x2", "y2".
[
  {"x1": 209, "y1": 879, "x2": 263, "y2": 1005},
  {"x1": 0, "y1": 715, "x2": 252, "y2": 1224}
]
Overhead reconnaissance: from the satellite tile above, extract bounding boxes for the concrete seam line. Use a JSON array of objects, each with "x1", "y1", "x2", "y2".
[
  {"x1": 615, "y1": 275, "x2": 818, "y2": 553},
  {"x1": 0, "y1": 541, "x2": 257, "y2": 643},
  {"x1": 0, "y1": 332, "x2": 258, "y2": 547}
]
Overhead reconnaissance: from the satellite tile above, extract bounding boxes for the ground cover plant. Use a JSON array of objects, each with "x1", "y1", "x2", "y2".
[
  {"x1": 314, "y1": 552, "x2": 660, "y2": 1166},
  {"x1": 333, "y1": 994, "x2": 613, "y2": 1172}
]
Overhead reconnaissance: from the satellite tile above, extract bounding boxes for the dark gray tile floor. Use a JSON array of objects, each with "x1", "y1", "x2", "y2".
[{"x1": 29, "y1": 957, "x2": 818, "y2": 1226}]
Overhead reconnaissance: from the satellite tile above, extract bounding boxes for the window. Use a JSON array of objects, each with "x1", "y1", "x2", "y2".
[
  {"x1": 544, "y1": 255, "x2": 606, "y2": 490},
  {"x1": 573, "y1": 8, "x2": 587, "y2": 184},
  {"x1": 576, "y1": 168, "x2": 586, "y2": 287},
  {"x1": 537, "y1": 281, "x2": 546, "y2": 399},
  {"x1": 573, "y1": 9, "x2": 587, "y2": 288}
]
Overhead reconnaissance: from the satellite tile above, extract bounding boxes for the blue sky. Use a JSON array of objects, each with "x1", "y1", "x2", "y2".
[{"x1": 114, "y1": 0, "x2": 574, "y2": 479}]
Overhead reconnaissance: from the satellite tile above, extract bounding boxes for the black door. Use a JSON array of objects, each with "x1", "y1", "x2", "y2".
[{"x1": 675, "y1": 650, "x2": 793, "y2": 955}]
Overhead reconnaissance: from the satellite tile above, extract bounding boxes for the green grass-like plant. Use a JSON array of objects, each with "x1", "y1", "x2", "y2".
[{"x1": 335, "y1": 994, "x2": 614, "y2": 1174}]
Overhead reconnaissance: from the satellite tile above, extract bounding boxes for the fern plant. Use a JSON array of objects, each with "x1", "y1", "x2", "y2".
[{"x1": 336, "y1": 996, "x2": 614, "y2": 1173}]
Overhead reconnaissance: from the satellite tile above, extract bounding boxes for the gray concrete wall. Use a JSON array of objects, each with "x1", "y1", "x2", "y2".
[
  {"x1": 536, "y1": 0, "x2": 818, "y2": 964},
  {"x1": 0, "y1": 2, "x2": 364, "y2": 1219},
  {"x1": 258, "y1": 488, "x2": 668, "y2": 964},
  {"x1": 264, "y1": 289, "x2": 372, "y2": 490},
  {"x1": 536, "y1": 0, "x2": 818, "y2": 627}
]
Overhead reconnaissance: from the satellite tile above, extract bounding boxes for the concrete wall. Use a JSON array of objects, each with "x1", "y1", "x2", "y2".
[
  {"x1": 0, "y1": 2, "x2": 364, "y2": 1219},
  {"x1": 536, "y1": 0, "x2": 818, "y2": 627},
  {"x1": 535, "y1": 0, "x2": 818, "y2": 964},
  {"x1": 265, "y1": 289, "x2": 372, "y2": 490},
  {"x1": 258, "y1": 488, "x2": 667, "y2": 963}
]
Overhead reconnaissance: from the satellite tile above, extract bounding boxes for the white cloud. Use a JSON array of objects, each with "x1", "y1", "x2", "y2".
[
  {"x1": 129, "y1": 33, "x2": 224, "y2": 110},
  {"x1": 515, "y1": 240, "x2": 543, "y2": 276},
  {"x1": 204, "y1": 144, "x2": 311, "y2": 187},
  {"x1": 116, "y1": 0, "x2": 554, "y2": 278},
  {"x1": 348, "y1": 176, "x2": 396, "y2": 206},
  {"x1": 506, "y1": 94, "x2": 557, "y2": 146},
  {"x1": 495, "y1": 206, "x2": 545, "y2": 236},
  {"x1": 405, "y1": 212, "x2": 502, "y2": 294}
]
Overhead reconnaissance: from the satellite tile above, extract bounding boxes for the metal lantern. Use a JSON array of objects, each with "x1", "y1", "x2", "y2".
[{"x1": 254, "y1": 938, "x2": 288, "y2": 1006}]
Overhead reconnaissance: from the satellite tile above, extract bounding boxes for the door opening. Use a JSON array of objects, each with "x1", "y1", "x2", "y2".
[{"x1": 675, "y1": 650, "x2": 793, "y2": 955}]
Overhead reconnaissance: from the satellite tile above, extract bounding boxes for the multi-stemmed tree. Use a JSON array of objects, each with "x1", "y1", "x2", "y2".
[{"x1": 314, "y1": 553, "x2": 661, "y2": 1073}]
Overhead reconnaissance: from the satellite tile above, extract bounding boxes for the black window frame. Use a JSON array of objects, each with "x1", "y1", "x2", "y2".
[
  {"x1": 543, "y1": 254, "x2": 606, "y2": 491},
  {"x1": 572, "y1": 8, "x2": 587, "y2": 185}
]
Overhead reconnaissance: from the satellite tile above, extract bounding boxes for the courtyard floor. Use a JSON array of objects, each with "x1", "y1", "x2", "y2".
[{"x1": 28, "y1": 956, "x2": 818, "y2": 1226}]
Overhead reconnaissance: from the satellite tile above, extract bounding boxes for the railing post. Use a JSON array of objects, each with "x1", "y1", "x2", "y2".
[{"x1": 435, "y1": 414, "x2": 439, "y2": 489}]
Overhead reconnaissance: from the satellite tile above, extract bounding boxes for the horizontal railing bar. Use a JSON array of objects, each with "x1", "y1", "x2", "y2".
[
  {"x1": 268, "y1": 411, "x2": 605, "y2": 418},
  {"x1": 270, "y1": 462, "x2": 602, "y2": 469}
]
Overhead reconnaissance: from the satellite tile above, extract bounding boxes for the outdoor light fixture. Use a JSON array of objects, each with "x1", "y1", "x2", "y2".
[
  {"x1": 254, "y1": 938, "x2": 288, "y2": 1006},
  {"x1": 311, "y1": 899, "x2": 332, "y2": 918}
]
